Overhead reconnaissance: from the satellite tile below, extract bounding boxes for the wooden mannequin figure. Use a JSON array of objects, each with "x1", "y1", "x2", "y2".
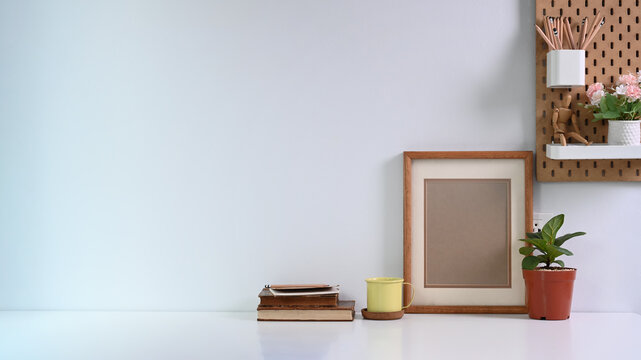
[{"x1": 552, "y1": 94, "x2": 592, "y2": 146}]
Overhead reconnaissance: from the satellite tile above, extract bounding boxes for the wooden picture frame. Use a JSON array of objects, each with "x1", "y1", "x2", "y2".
[{"x1": 403, "y1": 151, "x2": 533, "y2": 314}]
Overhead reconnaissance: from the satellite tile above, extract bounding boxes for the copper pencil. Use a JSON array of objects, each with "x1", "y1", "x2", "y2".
[
  {"x1": 564, "y1": 18, "x2": 576, "y2": 49},
  {"x1": 536, "y1": 24, "x2": 556, "y2": 49},
  {"x1": 578, "y1": 17, "x2": 587, "y2": 49},
  {"x1": 585, "y1": 11, "x2": 602, "y2": 44},
  {"x1": 582, "y1": 17, "x2": 605, "y2": 50},
  {"x1": 558, "y1": 17, "x2": 564, "y2": 48}
]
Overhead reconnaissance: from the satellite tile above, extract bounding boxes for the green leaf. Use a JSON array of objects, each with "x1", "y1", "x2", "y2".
[
  {"x1": 600, "y1": 95, "x2": 609, "y2": 112},
  {"x1": 541, "y1": 214, "x2": 564, "y2": 244},
  {"x1": 522, "y1": 256, "x2": 542, "y2": 270},
  {"x1": 552, "y1": 245, "x2": 573, "y2": 256},
  {"x1": 519, "y1": 246, "x2": 535, "y2": 255},
  {"x1": 537, "y1": 255, "x2": 549, "y2": 262},
  {"x1": 545, "y1": 245, "x2": 564, "y2": 261},
  {"x1": 606, "y1": 93, "x2": 618, "y2": 110},
  {"x1": 522, "y1": 237, "x2": 548, "y2": 252},
  {"x1": 525, "y1": 232, "x2": 543, "y2": 239},
  {"x1": 553, "y1": 259, "x2": 565, "y2": 267},
  {"x1": 601, "y1": 110, "x2": 622, "y2": 119},
  {"x1": 554, "y1": 232, "x2": 586, "y2": 246}
]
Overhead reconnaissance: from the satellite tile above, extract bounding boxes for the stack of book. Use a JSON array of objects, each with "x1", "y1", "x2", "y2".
[{"x1": 257, "y1": 284, "x2": 355, "y2": 321}]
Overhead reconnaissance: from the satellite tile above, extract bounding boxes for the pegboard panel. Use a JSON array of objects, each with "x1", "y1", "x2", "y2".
[{"x1": 536, "y1": 0, "x2": 641, "y2": 182}]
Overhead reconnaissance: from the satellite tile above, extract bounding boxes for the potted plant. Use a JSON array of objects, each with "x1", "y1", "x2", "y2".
[
  {"x1": 520, "y1": 214, "x2": 586, "y2": 320},
  {"x1": 583, "y1": 73, "x2": 641, "y2": 145}
]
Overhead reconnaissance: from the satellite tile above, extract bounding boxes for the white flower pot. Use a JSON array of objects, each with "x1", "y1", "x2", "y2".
[
  {"x1": 546, "y1": 50, "x2": 585, "y2": 88},
  {"x1": 608, "y1": 120, "x2": 641, "y2": 145}
]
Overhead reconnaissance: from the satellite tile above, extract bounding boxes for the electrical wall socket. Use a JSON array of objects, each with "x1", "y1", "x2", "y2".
[{"x1": 533, "y1": 213, "x2": 553, "y2": 233}]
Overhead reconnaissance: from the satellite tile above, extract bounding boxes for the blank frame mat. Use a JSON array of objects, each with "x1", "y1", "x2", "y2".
[{"x1": 410, "y1": 159, "x2": 525, "y2": 306}]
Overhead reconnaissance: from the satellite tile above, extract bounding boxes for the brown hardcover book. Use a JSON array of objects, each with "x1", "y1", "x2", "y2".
[
  {"x1": 257, "y1": 300, "x2": 355, "y2": 321},
  {"x1": 258, "y1": 288, "x2": 338, "y2": 307}
]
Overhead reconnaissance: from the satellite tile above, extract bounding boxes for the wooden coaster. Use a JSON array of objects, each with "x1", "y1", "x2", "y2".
[{"x1": 361, "y1": 308, "x2": 404, "y2": 320}]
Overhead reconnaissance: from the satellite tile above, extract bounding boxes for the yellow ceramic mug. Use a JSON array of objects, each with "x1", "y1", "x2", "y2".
[{"x1": 365, "y1": 277, "x2": 415, "y2": 312}]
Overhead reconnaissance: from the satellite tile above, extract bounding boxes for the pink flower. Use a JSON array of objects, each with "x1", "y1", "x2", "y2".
[
  {"x1": 590, "y1": 89, "x2": 605, "y2": 105},
  {"x1": 586, "y1": 82, "x2": 604, "y2": 100},
  {"x1": 616, "y1": 85, "x2": 628, "y2": 95},
  {"x1": 617, "y1": 74, "x2": 638, "y2": 86},
  {"x1": 625, "y1": 85, "x2": 641, "y2": 100}
]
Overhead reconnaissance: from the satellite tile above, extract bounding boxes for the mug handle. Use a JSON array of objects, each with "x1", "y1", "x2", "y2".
[{"x1": 402, "y1": 282, "x2": 415, "y2": 309}]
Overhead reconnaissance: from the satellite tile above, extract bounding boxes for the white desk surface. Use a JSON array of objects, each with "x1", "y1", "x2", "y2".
[{"x1": 1, "y1": 311, "x2": 639, "y2": 360}]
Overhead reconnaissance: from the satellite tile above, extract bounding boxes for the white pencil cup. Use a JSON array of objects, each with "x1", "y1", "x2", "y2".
[{"x1": 546, "y1": 50, "x2": 585, "y2": 88}]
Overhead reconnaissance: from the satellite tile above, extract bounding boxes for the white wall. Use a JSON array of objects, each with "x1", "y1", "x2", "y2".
[{"x1": 1, "y1": 0, "x2": 639, "y2": 313}]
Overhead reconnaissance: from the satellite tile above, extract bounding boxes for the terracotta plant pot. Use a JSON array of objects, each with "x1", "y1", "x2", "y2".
[{"x1": 522, "y1": 268, "x2": 576, "y2": 320}]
